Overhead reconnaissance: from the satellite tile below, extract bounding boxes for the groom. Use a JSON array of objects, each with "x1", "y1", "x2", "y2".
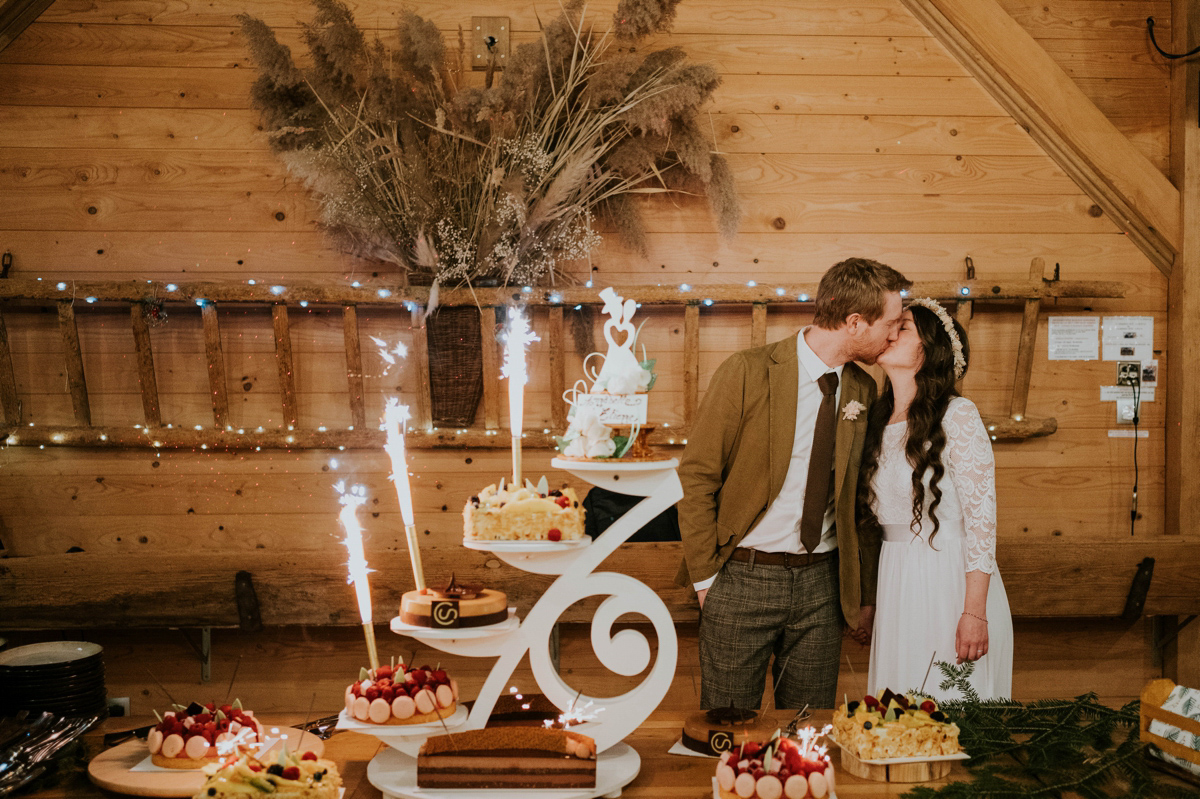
[{"x1": 677, "y1": 258, "x2": 911, "y2": 710}]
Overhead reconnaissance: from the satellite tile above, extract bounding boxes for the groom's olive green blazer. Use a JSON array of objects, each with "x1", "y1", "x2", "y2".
[{"x1": 675, "y1": 334, "x2": 881, "y2": 624}]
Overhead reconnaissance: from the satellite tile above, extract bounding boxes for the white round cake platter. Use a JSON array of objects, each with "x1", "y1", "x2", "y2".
[
  {"x1": 336, "y1": 705, "x2": 468, "y2": 747},
  {"x1": 366, "y1": 741, "x2": 641, "y2": 799},
  {"x1": 462, "y1": 537, "x2": 592, "y2": 574},
  {"x1": 390, "y1": 608, "x2": 520, "y2": 640},
  {"x1": 462, "y1": 538, "x2": 591, "y2": 552}
]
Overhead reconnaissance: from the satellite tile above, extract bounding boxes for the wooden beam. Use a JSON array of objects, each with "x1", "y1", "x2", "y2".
[
  {"x1": 0, "y1": 413, "x2": 1051, "y2": 450},
  {"x1": 898, "y1": 0, "x2": 1180, "y2": 274},
  {"x1": 547, "y1": 306, "x2": 567, "y2": 431},
  {"x1": 683, "y1": 304, "x2": 700, "y2": 428},
  {"x1": 409, "y1": 305, "x2": 432, "y2": 432},
  {"x1": 200, "y1": 302, "x2": 229, "y2": 429},
  {"x1": 271, "y1": 304, "x2": 298, "y2": 428},
  {"x1": 0, "y1": 308, "x2": 19, "y2": 425},
  {"x1": 129, "y1": 302, "x2": 161, "y2": 428},
  {"x1": 480, "y1": 305, "x2": 500, "y2": 431},
  {"x1": 750, "y1": 303, "x2": 767, "y2": 348},
  {"x1": 342, "y1": 305, "x2": 366, "y2": 429},
  {"x1": 1009, "y1": 258, "x2": 1045, "y2": 420},
  {"x1": 0, "y1": 279, "x2": 1128, "y2": 306},
  {"x1": 0, "y1": 0, "x2": 54, "y2": 53},
  {"x1": 1166, "y1": 0, "x2": 1200, "y2": 537},
  {"x1": 56, "y1": 300, "x2": 90, "y2": 426},
  {"x1": 2, "y1": 540, "x2": 1196, "y2": 628}
]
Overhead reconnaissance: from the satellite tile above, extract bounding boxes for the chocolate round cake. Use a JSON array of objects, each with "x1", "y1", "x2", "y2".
[
  {"x1": 682, "y1": 706, "x2": 780, "y2": 756},
  {"x1": 399, "y1": 576, "x2": 508, "y2": 629}
]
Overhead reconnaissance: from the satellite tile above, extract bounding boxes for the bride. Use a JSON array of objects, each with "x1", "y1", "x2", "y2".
[{"x1": 859, "y1": 298, "x2": 1013, "y2": 700}]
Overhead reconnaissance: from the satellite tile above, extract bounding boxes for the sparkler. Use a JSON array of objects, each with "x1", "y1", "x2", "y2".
[
  {"x1": 501, "y1": 307, "x2": 539, "y2": 487},
  {"x1": 383, "y1": 397, "x2": 424, "y2": 590},
  {"x1": 336, "y1": 480, "x2": 379, "y2": 671}
]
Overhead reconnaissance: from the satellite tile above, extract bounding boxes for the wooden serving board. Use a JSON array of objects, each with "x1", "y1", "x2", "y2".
[
  {"x1": 87, "y1": 726, "x2": 324, "y2": 797},
  {"x1": 838, "y1": 748, "x2": 954, "y2": 783}
]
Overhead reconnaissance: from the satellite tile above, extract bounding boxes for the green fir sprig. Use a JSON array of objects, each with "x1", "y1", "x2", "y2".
[{"x1": 901, "y1": 662, "x2": 1200, "y2": 799}]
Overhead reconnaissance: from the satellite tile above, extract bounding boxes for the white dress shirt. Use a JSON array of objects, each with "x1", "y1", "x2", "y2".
[{"x1": 693, "y1": 328, "x2": 843, "y2": 592}]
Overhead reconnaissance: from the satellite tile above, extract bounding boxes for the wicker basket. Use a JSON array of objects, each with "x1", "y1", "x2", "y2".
[{"x1": 425, "y1": 305, "x2": 484, "y2": 427}]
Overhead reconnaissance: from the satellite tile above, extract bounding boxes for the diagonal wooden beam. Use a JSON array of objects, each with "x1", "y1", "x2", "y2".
[
  {"x1": 898, "y1": 0, "x2": 1180, "y2": 276},
  {"x1": 0, "y1": 0, "x2": 54, "y2": 53}
]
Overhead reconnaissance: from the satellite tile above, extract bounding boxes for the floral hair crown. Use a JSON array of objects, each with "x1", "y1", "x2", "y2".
[{"x1": 906, "y1": 297, "x2": 966, "y2": 379}]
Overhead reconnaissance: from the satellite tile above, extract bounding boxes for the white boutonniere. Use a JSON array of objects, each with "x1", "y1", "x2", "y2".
[{"x1": 841, "y1": 400, "x2": 865, "y2": 421}]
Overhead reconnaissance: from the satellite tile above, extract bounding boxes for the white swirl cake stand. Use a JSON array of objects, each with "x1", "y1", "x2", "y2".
[{"x1": 366, "y1": 458, "x2": 682, "y2": 798}]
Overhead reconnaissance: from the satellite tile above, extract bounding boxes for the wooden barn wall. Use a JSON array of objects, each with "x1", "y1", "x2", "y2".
[{"x1": 0, "y1": 0, "x2": 1177, "y2": 665}]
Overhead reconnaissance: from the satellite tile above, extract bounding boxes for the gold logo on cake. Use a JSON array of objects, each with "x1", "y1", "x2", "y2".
[
  {"x1": 709, "y1": 731, "x2": 733, "y2": 753},
  {"x1": 431, "y1": 601, "x2": 460, "y2": 628}
]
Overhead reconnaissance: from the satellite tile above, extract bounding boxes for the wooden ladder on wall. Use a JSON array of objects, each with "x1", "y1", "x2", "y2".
[{"x1": 0, "y1": 259, "x2": 1124, "y2": 450}]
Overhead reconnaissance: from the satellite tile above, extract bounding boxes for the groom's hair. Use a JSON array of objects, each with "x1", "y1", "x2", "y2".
[{"x1": 813, "y1": 258, "x2": 912, "y2": 329}]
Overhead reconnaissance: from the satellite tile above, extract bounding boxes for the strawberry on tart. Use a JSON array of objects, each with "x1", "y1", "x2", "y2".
[
  {"x1": 713, "y1": 730, "x2": 837, "y2": 799},
  {"x1": 148, "y1": 700, "x2": 263, "y2": 769},
  {"x1": 344, "y1": 662, "x2": 458, "y2": 725}
]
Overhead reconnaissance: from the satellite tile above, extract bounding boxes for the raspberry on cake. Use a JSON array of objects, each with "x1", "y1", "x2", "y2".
[
  {"x1": 192, "y1": 749, "x2": 341, "y2": 798},
  {"x1": 148, "y1": 700, "x2": 262, "y2": 769},
  {"x1": 714, "y1": 731, "x2": 837, "y2": 799},
  {"x1": 344, "y1": 662, "x2": 458, "y2": 725},
  {"x1": 833, "y1": 689, "x2": 961, "y2": 760},
  {"x1": 463, "y1": 478, "x2": 585, "y2": 542},
  {"x1": 399, "y1": 575, "x2": 508, "y2": 629}
]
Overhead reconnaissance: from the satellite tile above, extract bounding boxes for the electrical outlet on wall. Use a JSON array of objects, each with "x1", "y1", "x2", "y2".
[
  {"x1": 1116, "y1": 398, "x2": 1138, "y2": 425},
  {"x1": 108, "y1": 697, "x2": 130, "y2": 716},
  {"x1": 1117, "y1": 361, "x2": 1141, "y2": 386}
]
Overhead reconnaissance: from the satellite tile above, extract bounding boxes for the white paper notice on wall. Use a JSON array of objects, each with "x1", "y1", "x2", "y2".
[
  {"x1": 1101, "y1": 316, "x2": 1154, "y2": 362},
  {"x1": 574, "y1": 392, "x2": 649, "y2": 425},
  {"x1": 1047, "y1": 317, "x2": 1099, "y2": 360}
]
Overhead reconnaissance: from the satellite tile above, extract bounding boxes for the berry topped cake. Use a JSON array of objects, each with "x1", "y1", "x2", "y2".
[
  {"x1": 556, "y1": 287, "x2": 665, "y2": 461},
  {"x1": 713, "y1": 730, "x2": 837, "y2": 799},
  {"x1": 464, "y1": 477, "x2": 585, "y2": 542},
  {"x1": 148, "y1": 700, "x2": 262, "y2": 769},
  {"x1": 344, "y1": 662, "x2": 458, "y2": 725},
  {"x1": 193, "y1": 749, "x2": 341, "y2": 798},
  {"x1": 833, "y1": 689, "x2": 961, "y2": 760}
]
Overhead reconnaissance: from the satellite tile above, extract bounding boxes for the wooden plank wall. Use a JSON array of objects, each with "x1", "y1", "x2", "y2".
[{"x1": 0, "y1": 0, "x2": 1187, "y2": 681}]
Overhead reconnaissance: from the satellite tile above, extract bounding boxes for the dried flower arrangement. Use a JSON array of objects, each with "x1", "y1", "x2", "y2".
[{"x1": 238, "y1": 0, "x2": 739, "y2": 289}]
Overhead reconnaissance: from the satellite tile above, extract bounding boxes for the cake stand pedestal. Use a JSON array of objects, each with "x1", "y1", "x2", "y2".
[{"x1": 365, "y1": 458, "x2": 681, "y2": 797}]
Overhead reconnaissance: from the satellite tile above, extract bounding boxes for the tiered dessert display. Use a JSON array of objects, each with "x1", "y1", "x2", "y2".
[{"x1": 349, "y1": 296, "x2": 682, "y2": 799}]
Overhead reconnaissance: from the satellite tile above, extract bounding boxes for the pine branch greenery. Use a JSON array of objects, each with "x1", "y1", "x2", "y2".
[
  {"x1": 901, "y1": 662, "x2": 1200, "y2": 799},
  {"x1": 238, "y1": 0, "x2": 739, "y2": 288}
]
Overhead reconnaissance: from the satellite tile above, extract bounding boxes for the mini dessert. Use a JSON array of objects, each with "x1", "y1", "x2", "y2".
[
  {"x1": 557, "y1": 286, "x2": 666, "y2": 461},
  {"x1": 417, "y1": 727, "x2": 597, "y2": 789},
  {"x1": 486, "y1": 692, "x2": 562, "y2": 727},
  {"x1": 400, "y1": 575, "x2": 508, "y2": 629},
  {"x1": 148, "y1": 700, "x2": 262, "y2": 769},
  {"x1": 464, "y1": 477, "x2": 585, "y2": 542},
  {"x1": 344, "y1": 662, "x2": 458, "y2": 725},
  {"x1": 683, "y1": 706, "x2": 779, "y2": 757},
  {"x1": 833, "y1": 689, "x2": 961, "y2": 760},
  {"x1": 714, "y1": 731, "x2": 837, "y2": 799},
  {"x1": 192, "y1": 750, "x2": 341, "y2": 798}
]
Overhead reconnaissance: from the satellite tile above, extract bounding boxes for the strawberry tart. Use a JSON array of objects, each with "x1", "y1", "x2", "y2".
[
  {"x1": 344, "y1": 662, "x2": 458, "y2": 725},
  {"x1": 714, "y1": 731, "x2": 837, "y2": 799},
  {"x1": 148, "y1": 700, "x2": 262, "y2": 769},
  {"x1": 194, "y1": 749, "x2": 341, "y2": 798}
]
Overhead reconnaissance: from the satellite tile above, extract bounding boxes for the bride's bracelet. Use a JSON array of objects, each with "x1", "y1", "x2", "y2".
[{"x1": 962, "y1": 611, "x2": 987, "y2": 623}]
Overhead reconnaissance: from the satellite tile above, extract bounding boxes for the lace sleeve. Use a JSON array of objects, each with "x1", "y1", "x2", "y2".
[{"x1": 944, "y1": 398, "x2": 997, "y2": 574}]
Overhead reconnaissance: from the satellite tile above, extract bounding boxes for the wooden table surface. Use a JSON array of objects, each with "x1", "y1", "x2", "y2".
[{"x1": 27, "y1": 710, "x2": 968, "y2": 799}]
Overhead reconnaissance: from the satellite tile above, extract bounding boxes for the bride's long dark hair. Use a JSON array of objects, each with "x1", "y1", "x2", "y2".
[{"x1": 856, "y1": 304, "x2": 971, "y2": 547}]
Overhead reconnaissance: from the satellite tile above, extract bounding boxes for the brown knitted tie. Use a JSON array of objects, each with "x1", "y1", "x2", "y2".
[{"x1": 799, "y1": 371, "x2": 839, "y2": 553}]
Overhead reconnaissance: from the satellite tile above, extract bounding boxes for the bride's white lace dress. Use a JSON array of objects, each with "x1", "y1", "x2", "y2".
[{"x1": 867, "y1": 396, "x2": 1013, "y2": 700}]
